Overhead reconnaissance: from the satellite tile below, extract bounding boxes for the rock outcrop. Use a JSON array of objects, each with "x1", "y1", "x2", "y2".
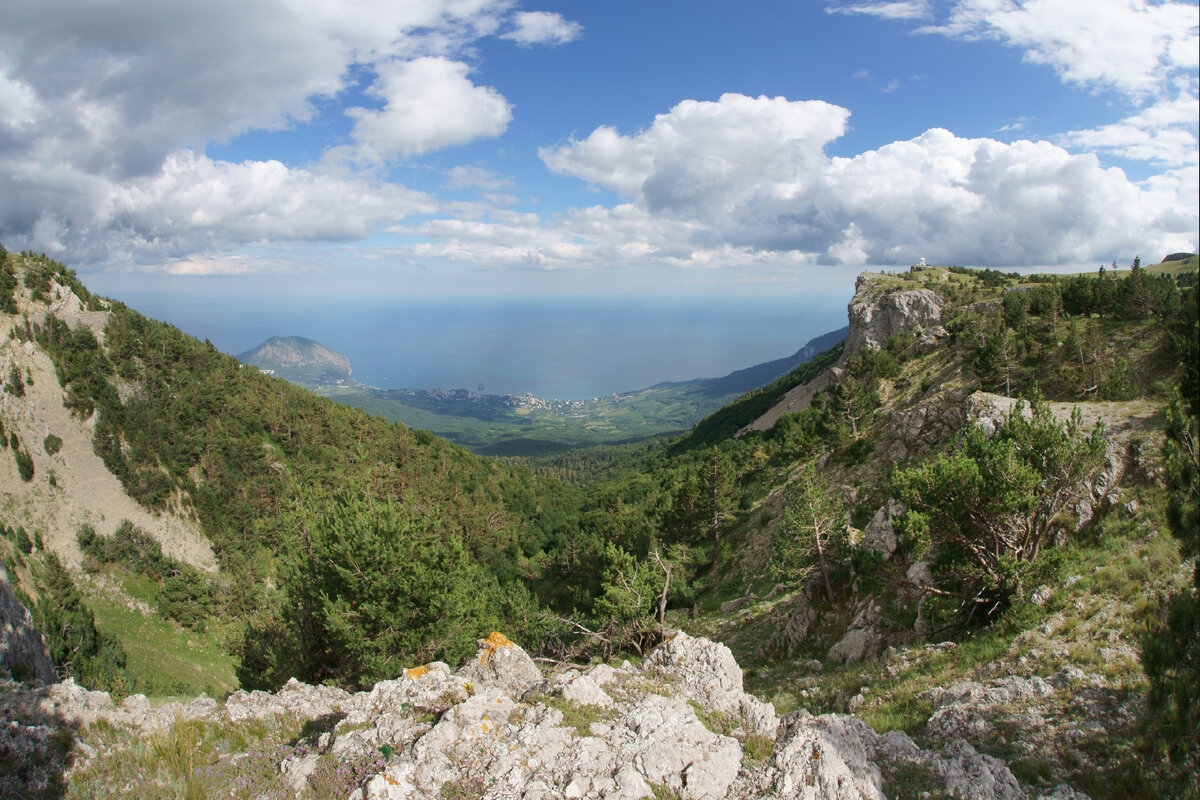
[
  {"x1": 0, "y1": 632, "x2": 1104, "y2": 799},
  {"x1": 744, "y1": 272, "x2": 948, "y2": 434},
  {"x1": 843, "y1": 277, "x2": 945, "y2": 360},
  {"x1": 0, "y1": 564, "x2": 54, "y2": 684}
]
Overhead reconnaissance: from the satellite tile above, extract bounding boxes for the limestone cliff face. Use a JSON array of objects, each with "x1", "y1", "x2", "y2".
[
  {"x1": 744, "y1": 272, "x2": 947, "y2": 433},
  {"x1": 843, "y1": 273, "x2": 945, "y2": 360},
  {"x1": 0, "y1": 564, "x2": 53, "y2": 684}
]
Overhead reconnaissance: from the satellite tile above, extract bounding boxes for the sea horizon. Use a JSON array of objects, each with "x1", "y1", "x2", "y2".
[{"x1": 87, "y1": 288, "x2": 852, "y2": 400}]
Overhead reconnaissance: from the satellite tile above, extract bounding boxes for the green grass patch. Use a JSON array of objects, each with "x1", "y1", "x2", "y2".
[
  {"x1": 66, "y1": 712, "x2": 372, "y2": 800},
  {"x1": 539, "y1": 695, "x2": 618, "y2": 738},
  {"x1": 83, "y1": 579, "x2": 237, "y2": 698}
]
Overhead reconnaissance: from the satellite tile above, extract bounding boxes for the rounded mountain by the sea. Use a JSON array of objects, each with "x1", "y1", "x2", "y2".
[{"x1": 236, "y1": 336, "x2": 353, "y2": 387}]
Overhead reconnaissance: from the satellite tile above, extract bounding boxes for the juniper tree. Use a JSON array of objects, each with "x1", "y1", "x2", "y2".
[{"x1": 893, "y1": 398, "x2": 1105, "y2": 614}]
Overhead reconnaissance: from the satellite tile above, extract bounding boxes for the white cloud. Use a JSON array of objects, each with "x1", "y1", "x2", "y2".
[
  {"x1": 997, "y1": 116, "x2": 1031, "y2": 132},
  {"x1": 443, "y1": 165, "x2": 515, "y2": 191},
  {"x1": 1060, "y1": 95, "x2": 1200, "y2": 166},
  {"x1": 880, "y1": 0, "x2": 1200, "y2": 168},
  {"x1": 0, "y1": 0, "x2": 563, "y2": 265},
  {"x1": 541, "y1": 94, "x2": 851, "y2": 214},
  {"x1": 827, "y1": 2, "x2": 930, "y2": 20},
  {"x1": 4, "y1": 151, "x2": 435, "y2": 266},
  {"x1": 919, "y1": 0, "x2": 1199, "y2": 101},
  {"x1": 526, "y1": 96, "x2": 1199, "y2": 267},
  {"x1": 501, "y1": 11, "x2": 583, "y2": 46},
  {"x1": 346, "y1": 57, "x2": 512, "y2": 159}
]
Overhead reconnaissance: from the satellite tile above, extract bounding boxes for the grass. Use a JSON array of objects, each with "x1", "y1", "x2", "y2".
[
  {"x1": 880, "y1": 759, "x2": 955, "y2": 800},
  {"x1": 81, "y1": 573, "x2": 238, "y2": 698},
  {"x1": 649, "y1": 784, "x2": 681, "y2": 800},
  {"x1": 67, "y1": 711, "x2": 388, "y2": 800},
  {"x1": 538, "y1": 695, "x2": 618, "y2": 737},
  {"x1": 716, "y1": 481, "x2": 1185, "y2": 749}
]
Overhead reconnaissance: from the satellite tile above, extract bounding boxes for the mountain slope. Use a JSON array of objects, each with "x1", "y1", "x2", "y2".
[
  {"x1": 1, "y1": 263, "x2": 215, "y2": 571},
  {"x1": 4, "y1": 255, "x2": 1195, "y2": 800},
  {"x1": 0, "y1": 249, "x2": 583, "y2": 693}
]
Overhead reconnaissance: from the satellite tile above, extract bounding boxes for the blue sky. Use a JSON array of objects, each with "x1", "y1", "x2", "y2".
[{"x1": 0, "y1": 0, "x2": 1197, "y2": 301}]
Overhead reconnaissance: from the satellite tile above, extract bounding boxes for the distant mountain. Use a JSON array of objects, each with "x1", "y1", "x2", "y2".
[
  {"x1": 653, "y1": 325, "x2": 850, "y2": 399},
  {"x1": 237, "y1": 336, "x2": 354, "y2": 386}
]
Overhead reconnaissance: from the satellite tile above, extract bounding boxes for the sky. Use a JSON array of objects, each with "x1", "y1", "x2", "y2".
[{"x1": 0, "y1": 0, "x2": 1197, "y2": 303}]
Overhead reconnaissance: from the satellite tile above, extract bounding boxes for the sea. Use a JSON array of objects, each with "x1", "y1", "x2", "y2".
[{"x1": 89, "y1": 289, "x2": 852, "y2": 400}]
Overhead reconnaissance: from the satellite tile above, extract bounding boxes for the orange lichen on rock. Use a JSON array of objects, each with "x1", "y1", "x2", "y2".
[
  {"x1": 478, "y1": 631, "x2": 515, "y2": 663},
  {"x1": 405, "y1": 665, "x2": 430, "y2": 679}
]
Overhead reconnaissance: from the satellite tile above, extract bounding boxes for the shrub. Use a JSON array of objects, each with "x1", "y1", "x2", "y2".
[{"x1": 14, "y1": 445, "x2": 34, "y2": 481}]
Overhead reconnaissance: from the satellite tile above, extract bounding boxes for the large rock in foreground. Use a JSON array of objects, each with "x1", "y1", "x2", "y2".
[{"x1": 2, "y1": 632, "x2": 1099, "y2": 800}]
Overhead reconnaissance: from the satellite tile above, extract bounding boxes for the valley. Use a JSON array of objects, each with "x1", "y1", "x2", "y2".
[
  {"x1": 1, "y1": 249, "x2": 1197, "y2": 799},
  {"x1": 241, "y1": 329, "x2": 849, "y2": 456}
]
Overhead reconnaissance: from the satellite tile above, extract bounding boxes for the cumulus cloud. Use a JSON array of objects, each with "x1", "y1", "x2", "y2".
[
  {"x1": 3, "y1": 150, "x2": 435, "y2": 266},
  {"x1": 0, "y1": 0, "x2": 575, "y2": 266},
  {"x1": 346, "y1": 57, "x2": 512, "y2": 159},
  {"x1": 541, "y1": 94, "x2": 851, "y2": 214},
  {"x1": 1060, "y1": 94, "x2": 1200, "y2": 167},
  {"x1": 919, "y1": 0, "x2": 1199, "y2": 100},
  {"x1": 528, "y1": 95, "x2": 1198, "y2": 267},
  {"x1": 501, "y1": 11, "x2": 583, "y2": 46},
  {"x1": 853, "y1": 0, "x2": 1200, "y2": 173}
]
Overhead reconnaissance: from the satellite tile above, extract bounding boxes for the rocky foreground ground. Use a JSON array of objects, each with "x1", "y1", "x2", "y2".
[{"x1": 1, "y1": 630, "x2": 1108, "y2": 800}]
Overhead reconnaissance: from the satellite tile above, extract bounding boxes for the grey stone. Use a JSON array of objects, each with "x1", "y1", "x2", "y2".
[
  {"x1": 770, "y1": 714, "x2": 886, "y2": 800},
  {"x1": 844, "y1": 284, "x2": 945, "y2": 359},
  {"x1": 643, "y1": 631, "x2": 778, "y2": 739},
  {"x1": 827, "y1": 628, "x2": 881, "y2": 666},
  {"x1": 456, "y1": 632, "x2": 543, "y2": 697},
  {"x1": 1038, "y1": 785, "x2": 1092, "y2": 800},
  {"x1": 762, "y1": 592, "x2": 816, "y2": 658},
  {"x1": 861, "y1": 500, "x2": 905, "y2": 559},
  {"x1": 0, "y1": 564, "x2": 54, "y2": 685}
]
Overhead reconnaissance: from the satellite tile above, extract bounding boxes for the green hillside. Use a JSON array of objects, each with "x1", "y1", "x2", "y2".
[{"x1": 2, "y1": 246, "x2": 1197, "y2": 797}]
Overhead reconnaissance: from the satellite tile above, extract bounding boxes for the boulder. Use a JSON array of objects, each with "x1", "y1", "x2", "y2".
[
  {"x1": 861, "y1": 500, "x2": 905, "y2": 559},
  {"x1": 770, "y1": 714, "x2": 886, "y2": 800},
  {"x1": 642, "y1": 631, "x2": 777, "y2": 739},
  {"x1": 827, "y1": 628, "x2": 881, "y2": 666},
  {"x1": 551, "y1": 669, "x2": 615, "y2": 708},
  {"x1": 761, "y1": 592, "x2": 816, "y2": 658},
  {"x1": 456, "y1": 632, "x2": 543, "y2": 697}
]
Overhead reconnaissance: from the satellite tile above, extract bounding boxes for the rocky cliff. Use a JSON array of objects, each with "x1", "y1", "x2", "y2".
[
  {"x1": 841, "y1": 273, "x2": 946, "y2": 360},
  {"x1": 743, "y1": 269, "x2": 947, "y2": 433},
  {"x1": 1, "y1": 631, "x2": 1096, "y2": 800},
  {"x1": 0, "y1": 564, "x2": 53, "y2": 684}
]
